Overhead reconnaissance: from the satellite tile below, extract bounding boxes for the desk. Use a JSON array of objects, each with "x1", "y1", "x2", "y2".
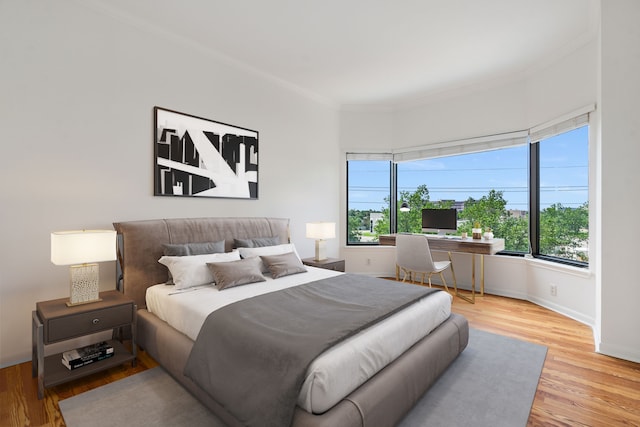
[{"x1": 380, "y1": 234, "x2": 505, "y2": 303}]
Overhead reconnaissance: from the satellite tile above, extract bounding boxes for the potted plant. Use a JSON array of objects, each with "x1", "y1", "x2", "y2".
[
  {"x1": 472, "y1": 221, "x2": 482, "y2": 240},
  {"x1": 483, "y1": 227, "x2": 494, "y2": 240}
]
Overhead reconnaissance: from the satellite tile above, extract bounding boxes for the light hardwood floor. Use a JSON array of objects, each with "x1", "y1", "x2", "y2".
[{"x1": 1, "y1": 290, "x2": 639, "y2": 426}]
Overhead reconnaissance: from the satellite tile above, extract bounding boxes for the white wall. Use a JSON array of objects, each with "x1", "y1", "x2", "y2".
[
  {"x1": 0, "y1": 2, "x2": 340, "y2": 367},
  {"x1": 392, "y1": 80, "x2": 528, "y2": 146}
]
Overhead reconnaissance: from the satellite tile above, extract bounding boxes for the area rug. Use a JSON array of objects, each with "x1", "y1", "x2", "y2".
[{"x1": 59, "y1": 328, "x2": 547, "y2": 427}]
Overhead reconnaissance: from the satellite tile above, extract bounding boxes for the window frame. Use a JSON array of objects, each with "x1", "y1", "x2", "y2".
[{"x1": 345, "y1": 157, "x2": 394, "y2": 245}]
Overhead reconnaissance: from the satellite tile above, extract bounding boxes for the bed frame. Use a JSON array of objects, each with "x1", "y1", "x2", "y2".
[{"x1": 113, "y1": 217, "x2": 469, "y2": 427}]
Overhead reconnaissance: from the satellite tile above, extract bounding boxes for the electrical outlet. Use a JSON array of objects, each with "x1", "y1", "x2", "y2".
[{"x1": 550, "y1": 284, "x2": 557, "y2": 296}]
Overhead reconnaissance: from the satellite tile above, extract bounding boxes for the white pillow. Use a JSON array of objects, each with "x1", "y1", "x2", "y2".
[
  {"x1": 158, "y1": 251, "x2": 240, "y2": 290},
  {"x1": 238, "y1": 243, "x2": 300, "y2": 272}
]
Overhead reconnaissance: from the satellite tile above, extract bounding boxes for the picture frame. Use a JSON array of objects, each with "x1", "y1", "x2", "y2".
[{"x1": 154, "y1": 106, "x2": 259, "y2": 199}]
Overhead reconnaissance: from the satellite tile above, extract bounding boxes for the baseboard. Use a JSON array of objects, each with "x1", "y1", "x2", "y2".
[{"x1": 527, "y1": 295, "x2": 595, "y2": 329}]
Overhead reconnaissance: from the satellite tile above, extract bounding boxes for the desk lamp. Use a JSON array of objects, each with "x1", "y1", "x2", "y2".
[
  {"x1": 306, "y1": 222, "x2": 335, "y2": 261},
  {"x1": 51, "y1": 230, "x2": 116, "y2": 306}
]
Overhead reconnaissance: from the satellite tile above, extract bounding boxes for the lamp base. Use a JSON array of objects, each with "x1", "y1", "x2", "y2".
[
  {"x1": 66, "y1": 298, "x2": 103, "y2": 307},
  {"x1": 314, "y1": 239, "x2": 328, "y2": 261},
  {"x1": 66, "y1": 263, "x2": 102, "y2": 306}
]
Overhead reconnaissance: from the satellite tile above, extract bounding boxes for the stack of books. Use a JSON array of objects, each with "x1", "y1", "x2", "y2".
[{"x1": 62, "y1": 341, "x2": 114, "y2": 370}]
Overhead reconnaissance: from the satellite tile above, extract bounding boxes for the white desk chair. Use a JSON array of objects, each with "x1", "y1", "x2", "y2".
[{"x1": 395, "y1": 234, "x2": 457, "y2": 293}]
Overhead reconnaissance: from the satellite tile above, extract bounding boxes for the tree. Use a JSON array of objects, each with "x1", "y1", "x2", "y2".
[
  {"x1": 351, "y1": 185, "x2": 586, "y2": 259},
  {"x1": 457, "y1": 190, "x2": 529, "y2": 251},
  {"x1": 499, "y1": 215, "x2": 529, "y2": 252},
  {"x1": 458, "y1": 190, "x2": 507, "y2": 233},
  {"x1": 347, "y1": 212, "x2": 362, "y2": 243},
  {"x1": 373, "y1": 184, "x2": 450, "y2": 236},
  {"x1": 396, "y1": 184, "x2": 433, "y2": 233},
  {"x1": 540, "y1": 202, "x2": 588, "y2": 261}
]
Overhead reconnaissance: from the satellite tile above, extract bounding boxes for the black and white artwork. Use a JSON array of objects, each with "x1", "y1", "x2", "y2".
[{"x1": 154, "y1": 107, "x2": 258, "y2": 199}]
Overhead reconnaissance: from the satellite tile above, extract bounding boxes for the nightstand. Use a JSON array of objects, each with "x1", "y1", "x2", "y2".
[
  {"x1": 302, "y1": 257, "x2": 346, "y2": 272},
  {"x1": 32, "y1": 290, "x2": 137, "y2": 399}
]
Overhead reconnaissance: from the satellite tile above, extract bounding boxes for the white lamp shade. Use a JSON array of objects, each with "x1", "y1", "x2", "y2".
[
  {"x1": 306, "y1": 222, "x2": 336, "y2": 240},
  {"x1": 51, "y1": 230, "x2": 117, "y2": 265}
]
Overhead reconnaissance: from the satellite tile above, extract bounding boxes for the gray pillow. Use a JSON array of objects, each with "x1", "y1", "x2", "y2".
[
  {"x1": 260, "y1": 251, "x2": 307, "y2": 279},
  {"x1": 162, "y1": 241, "x2": 225, "y2": 283},
  {"x1": 233, "y1": 236, "x2": 280, "y2": 248},
  {"x1": 207, "y1": 257, "x2": 266, "y2": 290},
  {"x1": 163, "y1": 241, "x2": 225, "y2": 256}
]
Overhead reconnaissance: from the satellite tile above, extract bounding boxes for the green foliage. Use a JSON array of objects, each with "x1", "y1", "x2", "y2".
[
  {"x1": 396, "y1": 184, "x2": 431, "y2": 233},
  {"x1": 457, "y1": 190, "x2": 507, "y2": 233},
  {"x1": 348, "y1": 187, "x2": 588, "y2": 261},
  {"x1": 499, "y1": 215, "x2": 530, "y2": 252},
  {"x1": 347, "y1": 211, "x2": 362, "y2": 243},
  {"x1": 540, "y1": 202, "x2": 589, "y2": 261}
]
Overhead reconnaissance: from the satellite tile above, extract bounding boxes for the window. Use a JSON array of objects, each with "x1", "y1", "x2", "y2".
[
  {"x1": 396, "y1": 146, "x2": 529, "y2": 252},
  {"x1": 346, "y1": 108, "x2": 591, "y2": 267},
  {"x1": 532, "y1": 125, "x2": 589, "y2": 263},
  {"x1": 346, "y1": 158, "x2": 392, "y2": 244}
]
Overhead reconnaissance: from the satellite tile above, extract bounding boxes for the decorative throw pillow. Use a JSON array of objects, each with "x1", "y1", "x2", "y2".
[
  {"x1": 238, "y1": 244, "x2": 300, "y2": 272},
  {"x1": 162, "y1": 241, "x2": 226, "y2": 283},
  {"x1": 233, "y1": 236, "x2": 280, "y2": 248},
  {"x1": 162, "y1": 240, "x2": 225, "y2": 256},
  {"x1": 260, "y1": 251, "x2": 307, "y2": 279},
  {"x1": 158, "y1": 251, "x2": 240, "y2": 290},
  {"x1": 207, "y1": 257, "x2": 266, "y2": 290}
]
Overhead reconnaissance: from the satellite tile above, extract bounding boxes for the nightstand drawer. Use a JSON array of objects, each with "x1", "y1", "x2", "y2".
[{"x1": 45, "y1": 304, "x2": 133, "y2": 342}]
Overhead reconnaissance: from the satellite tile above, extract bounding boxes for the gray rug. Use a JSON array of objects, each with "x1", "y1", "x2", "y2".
[{"x1": 59, "y1": 329, "x2": 546, "y2": 427}]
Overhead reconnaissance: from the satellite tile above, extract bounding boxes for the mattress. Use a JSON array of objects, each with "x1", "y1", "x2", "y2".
[{"x1": 146, "y1": 267, "x2": 452, "y2": 413}]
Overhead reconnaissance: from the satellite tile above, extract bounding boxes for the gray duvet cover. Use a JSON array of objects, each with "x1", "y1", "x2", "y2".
[{"x1": 184, "y1": 274, "x2": 440, "y2": 427}]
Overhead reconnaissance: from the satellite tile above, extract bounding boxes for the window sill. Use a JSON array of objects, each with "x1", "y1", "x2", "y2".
[{"x1": 524, "y1": 256, "x2": 591, "y2": 278}]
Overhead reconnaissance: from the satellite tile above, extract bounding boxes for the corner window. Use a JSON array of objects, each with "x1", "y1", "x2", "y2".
[{"x1": 346, "y1": 108, "x2": 591, "y2": 267}]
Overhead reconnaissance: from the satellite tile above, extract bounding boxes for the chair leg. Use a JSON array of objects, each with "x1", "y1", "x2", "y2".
[
  {"x1": 449, "y1": 251, "x2": 475, "y2": 304},
  {"x1": 401, "y1": 268, "x2": 416, "y2": 285},
  {"x1": 448, "y1": 251, "x2": 458, "y2": 290},
  {"x1": 439, "y1": 272, "x2": 450, "y2": 293}
]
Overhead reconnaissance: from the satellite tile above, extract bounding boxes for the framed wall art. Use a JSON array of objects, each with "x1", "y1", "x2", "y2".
[{"x1": 154, "y1": 106, "x2": 259, "y2": 199}]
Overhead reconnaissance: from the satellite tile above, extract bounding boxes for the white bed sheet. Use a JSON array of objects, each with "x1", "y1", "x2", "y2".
[{"x1": 146, "y1": 267, "x2": 452, "y2": 413}]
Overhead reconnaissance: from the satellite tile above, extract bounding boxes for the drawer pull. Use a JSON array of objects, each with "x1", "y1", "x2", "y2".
[{"x1": 92, "y1": 318, "x2": 100, "y2": 325}]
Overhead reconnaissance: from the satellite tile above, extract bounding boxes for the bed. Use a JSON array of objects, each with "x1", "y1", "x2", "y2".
[{"x1": 113, "y1": 217, "x2": 468, "y2": 427}]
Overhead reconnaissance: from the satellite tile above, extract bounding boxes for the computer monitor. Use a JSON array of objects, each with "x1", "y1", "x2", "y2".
[{"x1": 421, "y1": 208, "x2": 457, "y2": 235}]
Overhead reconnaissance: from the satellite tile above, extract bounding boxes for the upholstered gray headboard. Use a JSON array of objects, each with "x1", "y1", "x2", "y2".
[{"x1": 113, "y1": 217, "x2": 290, "y2": 308}]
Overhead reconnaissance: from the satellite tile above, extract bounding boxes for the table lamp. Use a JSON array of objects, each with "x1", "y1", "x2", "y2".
[
  {"x1": 306, "y1": 222, "x2": 335, "y2": 261},
  {"x1": 51, "y1": 230, "x2": 117, "y2": 306}
]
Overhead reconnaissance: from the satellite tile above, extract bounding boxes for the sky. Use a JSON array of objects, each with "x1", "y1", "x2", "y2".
[{"x1": 348, "y1": 126, "x2": 589, "y2": 212}]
